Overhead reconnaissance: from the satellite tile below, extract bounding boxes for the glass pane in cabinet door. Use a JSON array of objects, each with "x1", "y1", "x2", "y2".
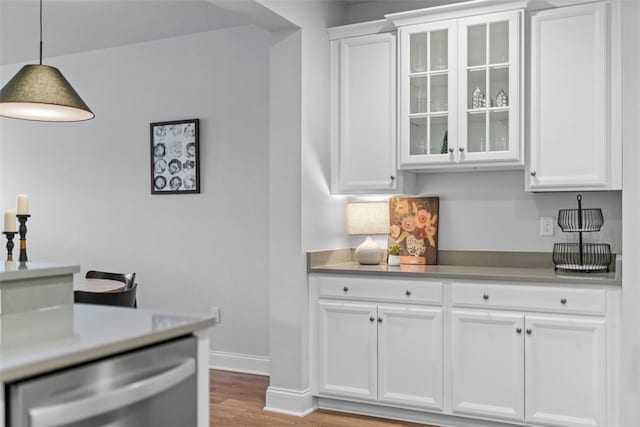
[
  {"x1": 410, "y1": 118, "x2": 428, "y2": 155},
  {"x1": 430, "y1": 30, "x2": 448, "y2": 71},
  {"x1": 489, "y1": 21, "x2": 509, "y2": 64},
  {"x1": 467, "y1": 24, "x2": 487, "y2": 66},
  {"x1": 467, "y1": 113, "x2": 486, "y2": 153},
  {"x1": 430, "y1": 116, "x2": 448, "y2": 155},
  {"x1": 430, "y1": 74, "x2": 448, "y2": 112},
  {"x1": 489, "y1": 111, "x2": 509, "y2": 151},
  {"x1": 468, "y1": 69, "x2": 486, "y2": 109},
  {"x1": 410, "y1": 76, "x2": 429, "y2": 114},
  {"x1": 410, "y1": 33, "x2": 429, "y2": 73},
  {"x1": 489, "y1": 67, "x2": 509, "y2": 107}
]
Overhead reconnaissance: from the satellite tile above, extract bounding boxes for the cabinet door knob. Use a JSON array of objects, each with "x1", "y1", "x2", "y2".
[
  {"x1": 405, "y1": 290, "x2": 412, "y2": 296},
  {"x1": 369, "y1": 316, "x2": 375, "y2": 322},
  {"x1": 449, "y1": 148, "x2": 454, "y2": 153},
  {"x1": 459, "y1": 147, "x2": 465, "y2": 152},
  {"x1": 483, "y1": 294, "x2": 489, "y2": 301},
  {"x1": 390, "y1": 175, "x2": 396, "y2": 181},
  {"x1": 377, "y1": 317, "x2": 383, "y2": 323},
  {"x1": 526, "y1": 329, "x2": 532, "y2": 335},
  {"x1": 516, "y1": 328, "x2": 522, "y2": 334},
  {"x1": 561, "y1": 298, "x2": 567, "y2": 305},
  {"x1": 530, "y1": 170, "x2": 537, "y2": 177},
  {"x1": 343, "y1": 286, "x2": 349, "y2": 293}
]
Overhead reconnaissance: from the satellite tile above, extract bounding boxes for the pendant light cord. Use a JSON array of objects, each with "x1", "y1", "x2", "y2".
[{"x1": 39, "y1": 0, "x2": 43, "y2": 65}]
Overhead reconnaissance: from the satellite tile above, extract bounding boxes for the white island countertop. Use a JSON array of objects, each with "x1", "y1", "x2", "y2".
[
  {"x1": 0, "y1": 261, "x2": 80, "y2": 282},
  {"x1": 0, "y1": 304, "x2": 216, "y2": 383}
]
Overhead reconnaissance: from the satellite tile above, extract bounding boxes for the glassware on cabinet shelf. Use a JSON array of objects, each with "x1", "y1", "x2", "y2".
[
  {"x1": 410, "y1": 77, "x2": 429, "y2": 114},
  {"x1": 489, "y1": 21, "x2": 509, "y2": 64},
  {"x1": 489, "y1": 111, "x2": 509, "y2": 151},
  {"x1": 430, "y1": 74, "x2": 448, "y2": 112},
  {"x1": 410, "y1": 118, "x2": 428, "y2": 155},
  {"x1": 430, "y1": 30, "x2": 448, "y2": 71},
  {"x1": 467, "y1": 113, "x2": 486, "y2": 152},
  {"x1": 468, "y1": 24, "x2": 487, "y2": 66},
  {"x1": 410, "y1": 33, "x2": 428, "y2": 73}
]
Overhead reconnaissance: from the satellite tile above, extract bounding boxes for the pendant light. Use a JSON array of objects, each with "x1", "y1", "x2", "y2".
[{"x1": 0, "y1": 0, "x2": 94, "y2": 122}]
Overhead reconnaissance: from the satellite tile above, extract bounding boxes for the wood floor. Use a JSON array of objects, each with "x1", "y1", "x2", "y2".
[{"x1": 210, "y1": 370, "x2": 431, "y2": 426}]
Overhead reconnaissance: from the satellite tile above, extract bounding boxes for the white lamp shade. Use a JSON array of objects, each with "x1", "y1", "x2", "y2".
[{"x1": 346, "y1": 202, "x2": 389, "y2": 235}]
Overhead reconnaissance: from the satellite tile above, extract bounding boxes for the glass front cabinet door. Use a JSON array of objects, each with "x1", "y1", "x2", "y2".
[
  {"x1": 398, "y1": 11, "x2": 522, "y2": 170},
  {"x1": 399, "y1": 21, "x2": 458, "y2": 167}
]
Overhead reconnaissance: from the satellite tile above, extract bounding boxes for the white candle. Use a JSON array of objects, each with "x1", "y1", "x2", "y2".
[
  {"x1": 16, "y1": 194, "x2": 29, "y2": 215},
  {"x1": 4, "y1": 211, "x2": 16, "y2": 232}
]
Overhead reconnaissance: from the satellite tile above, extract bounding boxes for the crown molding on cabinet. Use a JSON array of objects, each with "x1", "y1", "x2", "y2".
[
  {"x1": 386, "y1": 0, "x2": 529, "y2": 26},
  {"x1": 327, "y1": 19, "x2": 395, "y2": 40}
]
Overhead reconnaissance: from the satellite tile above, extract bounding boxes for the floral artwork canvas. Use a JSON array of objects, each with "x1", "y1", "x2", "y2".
[{"x1": 388, "y1": 197, "x2": 439, "y2": 265}]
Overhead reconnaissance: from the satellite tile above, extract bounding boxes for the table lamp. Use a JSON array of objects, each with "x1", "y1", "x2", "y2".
[{"x1": 346, "y1": 202, "x2": 389, "y2": 265}]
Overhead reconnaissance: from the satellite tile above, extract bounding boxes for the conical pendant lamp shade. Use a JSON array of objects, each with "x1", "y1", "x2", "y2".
[{"x1": 0, "y1": 64, "x2": 94, "y2": 122}]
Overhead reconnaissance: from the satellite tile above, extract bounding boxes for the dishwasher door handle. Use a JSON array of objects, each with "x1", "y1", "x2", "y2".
[{"x1": 29, "y1": 358, "x2": 196, "y2": 427}]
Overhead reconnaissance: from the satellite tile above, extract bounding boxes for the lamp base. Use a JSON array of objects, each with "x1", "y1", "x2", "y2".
[{"x1": 355, "y1": 236, "x2": 384, "y2": 265}]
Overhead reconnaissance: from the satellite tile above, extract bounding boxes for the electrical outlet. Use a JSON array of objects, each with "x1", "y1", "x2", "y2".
[
  {"x1": 540, "y1": 217, "x2": 554, "y2": 236},
  {"x1": 210, "y1": 306, "x2": 221, "y2": 323}
]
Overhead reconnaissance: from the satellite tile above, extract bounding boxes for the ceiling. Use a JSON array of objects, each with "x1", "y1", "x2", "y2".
[{"x1": 0, "y1": 0, "x2": 252, "y2": 65}]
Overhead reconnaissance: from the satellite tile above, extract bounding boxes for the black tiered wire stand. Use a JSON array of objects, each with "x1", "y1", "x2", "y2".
[{"x1": 552, "y1": 195, "x2": 611, "y2": 272}]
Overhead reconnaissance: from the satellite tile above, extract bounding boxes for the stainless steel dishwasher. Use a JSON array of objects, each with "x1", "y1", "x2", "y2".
[{"x1": 8, "y1": 335, "x2": 197, "y2": 427}]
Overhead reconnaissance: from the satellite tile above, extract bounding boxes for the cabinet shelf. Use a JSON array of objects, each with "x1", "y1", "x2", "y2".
[
  {"x1": 467, "y1": 107, "x2": 510, "y2": 114},
  {"x1": 467, "y1": 63, "x2": 509, "y2": 71},
  {"x1": 409, "y1": 69, "x2": 449, "y2": 78}
]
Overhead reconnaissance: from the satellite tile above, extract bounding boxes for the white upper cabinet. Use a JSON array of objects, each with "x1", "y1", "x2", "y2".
[
  {"x1": 398, "y1": 20, "x2": 458, "y2": 167},
  {"x1": 528, "y1": 1, "x2": 621, "y2": 191},
  {"x1": 395, "y1": 7, "x2": 523, "y2": 171},
  {"x1": 458, "y1": 11, "x2": 522, "y2": 166},
  {"x1": 329, "y1": 24, "x2": 415, "y2": 195}
]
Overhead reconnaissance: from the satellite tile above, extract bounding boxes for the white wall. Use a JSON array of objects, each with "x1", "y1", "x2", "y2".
[
  {"x1": 0, "y1": 25, "x2": 272, "y2": 359},
  {"x1": 413, "y1": 172, "x2": 622, "y2": 252}
]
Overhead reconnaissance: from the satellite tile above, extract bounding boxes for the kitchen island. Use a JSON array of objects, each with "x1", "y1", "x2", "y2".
[{"x1": 0, "y1": 262, "x2": 216, "y2": 427}]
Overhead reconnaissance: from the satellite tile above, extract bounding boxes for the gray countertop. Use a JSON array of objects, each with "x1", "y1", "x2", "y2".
[
  {"x1": 310, "y1": 262, "x2": 620, "y2": 286},
  {"x1": 0, "y1": 304, "x2": 216, "y2": 383}
]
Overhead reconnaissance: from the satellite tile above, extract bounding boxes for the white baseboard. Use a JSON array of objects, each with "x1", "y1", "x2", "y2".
[
  {"x1": 264, "y1": 386, "x2": 317, "y2": 417},
  {"x1": 209, "y1": 351, "x2": 270, "y2": 376}
]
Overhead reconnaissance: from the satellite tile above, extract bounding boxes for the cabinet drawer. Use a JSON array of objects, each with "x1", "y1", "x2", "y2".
[
  {"x1": 317, "y1": 276, "x2": 443, "y2": 305},
  {"x1": 451, "y1": 282, "x2": 606, "y2": 316}
]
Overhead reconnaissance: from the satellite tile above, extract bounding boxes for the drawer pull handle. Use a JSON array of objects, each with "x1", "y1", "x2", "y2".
[
  {"x1": 516, "y1": 328, "x2": 522, "y2": 334},
  {"x1": 405, "y1": 290, "x2": 412, "y2": 296},
  {"x1": 377, "y1": 317, "x2": 383, "y2": 323},
  {"x1": 369, "y1": 316, "x2": 375, "y2": 322},
  {"x1": 561, "y1": 298, "x2": 567, "y2": 305},
  {"x1": 526, "y1": 329, "x2": 532, "y2": 335},
  {"x1": 343, "y1": 286, "x2": 349, "y2": 293},
  {"x1": 483, "y1": 294, "x2": 489, "y2": 301}
]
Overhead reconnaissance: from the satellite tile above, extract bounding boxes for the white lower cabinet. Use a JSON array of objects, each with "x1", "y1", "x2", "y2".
[
  {"x1": 451, "y1": 310, "x2": 606, "y2": 427},
  {"x1": 311, "y1": 275, "x2": 619, "y2": 427},
  {"x1": 525, "y1": 315, "x2": 606, "y2": 427},
  {"x1": 451, "y1": 310, "x2": 525, "y2": 421},
  {"x1": 318, "y1": 300, "x2": 443, "y2": 410},
  {"x1": 318, "y1": 301, "x2": 378, "y2": 400}
]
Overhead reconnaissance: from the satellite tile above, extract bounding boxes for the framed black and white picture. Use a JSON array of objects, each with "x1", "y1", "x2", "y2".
[{"x1": 150, "y1": 118, "x2": 200, "y2": 194}]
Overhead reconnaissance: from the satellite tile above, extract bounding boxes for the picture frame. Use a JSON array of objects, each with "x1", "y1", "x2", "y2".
[
  {"x1": 388, "y1": 197, "x2": 439, "y2": 265},
  {"x1": 150, "y1": 118, "x2": 200, "y2": 194}
]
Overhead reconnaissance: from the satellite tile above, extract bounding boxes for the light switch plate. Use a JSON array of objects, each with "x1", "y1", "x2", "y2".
[{"x1": 540, "y1": 217, "x2": 554, "y2": 236}]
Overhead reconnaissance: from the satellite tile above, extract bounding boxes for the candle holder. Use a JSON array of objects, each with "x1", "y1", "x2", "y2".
[
  {"x1": 2, "y1": 231, "x2": 17, "y2": 261},
  {"x1": 17, "y1": 214, "x2": 30, "y2": 263}
]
